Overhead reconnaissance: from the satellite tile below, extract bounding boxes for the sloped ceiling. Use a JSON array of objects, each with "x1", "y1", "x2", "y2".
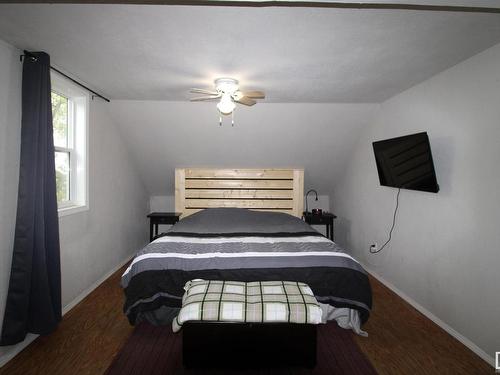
[
  {"x1": 0, "y1": 4, "x2": 499, "y2": 197},
  {"x1": 0, "y1": 5, "x2": 499, "y2": 102},
  {"x1": 108, "y1": 102, "x2": 377, "y2": 195}
]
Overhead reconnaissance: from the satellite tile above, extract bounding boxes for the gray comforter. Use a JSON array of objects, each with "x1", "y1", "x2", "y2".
[{"x1": 122, "y1": 208, "x2": 372, "y2": 326}]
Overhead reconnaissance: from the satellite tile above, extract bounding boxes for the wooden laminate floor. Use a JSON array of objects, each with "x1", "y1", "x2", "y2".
[{"x1": 0, "y1": 266, "x2": 492, "y2": 375}]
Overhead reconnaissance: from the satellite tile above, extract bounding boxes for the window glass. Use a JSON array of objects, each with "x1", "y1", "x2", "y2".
[
  {"x1": 51, "y1": 91, "x2": 69, "y2": 148},
  {"x1": 55, "y1": 151, "x2": 70, "y2": 203}
]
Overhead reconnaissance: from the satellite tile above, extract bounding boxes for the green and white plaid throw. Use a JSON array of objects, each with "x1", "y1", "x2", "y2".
[{"x1": 173, "y1": 279, "x2": 323, "y2": 332}]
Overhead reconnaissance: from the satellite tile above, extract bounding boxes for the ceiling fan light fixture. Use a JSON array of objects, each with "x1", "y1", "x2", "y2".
[
  {"x1": 190, "y1": 77, "x2": 264, "y2": 123},
  {"x1": 214, "y1": 77, "x2": 239, "y2": 95},
  {"x1": 217, "y1": 94, "x2": 236, "y2": 115}
]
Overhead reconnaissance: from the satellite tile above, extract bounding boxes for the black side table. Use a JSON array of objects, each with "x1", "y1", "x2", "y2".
[
  {"x1": 302, "y1": 212, "x2": 337, "y2": 241},
  {"x1": 147, "y1": 212, "x2": 181, "y2": 241}
]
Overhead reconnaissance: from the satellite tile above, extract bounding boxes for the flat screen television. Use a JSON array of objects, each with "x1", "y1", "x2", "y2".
[{"x1": 372, "y1": 132, "x2": 439, "y2": 193}]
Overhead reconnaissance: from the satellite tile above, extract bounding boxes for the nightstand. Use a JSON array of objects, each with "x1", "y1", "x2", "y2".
[
  {"x1": 147, "y1": 212, "x2": 181, "y2": 241},
  {"x1": 302, "y1": 212, "x2": 337, "y2": 241}
]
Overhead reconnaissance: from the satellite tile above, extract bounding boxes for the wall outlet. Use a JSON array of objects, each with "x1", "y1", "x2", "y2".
[{"x1": 370, "y1": 243, "x2": 378, "y2": 252}]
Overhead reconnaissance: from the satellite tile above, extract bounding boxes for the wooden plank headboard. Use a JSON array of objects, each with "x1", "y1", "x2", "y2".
[{"x1": 175, "y1": 168, "x2": 304, "y2": 218}]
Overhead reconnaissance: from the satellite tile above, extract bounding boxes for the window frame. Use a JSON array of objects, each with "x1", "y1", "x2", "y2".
[{"x1": 51, "y1": 72, "x2": 89, "y2": 217}]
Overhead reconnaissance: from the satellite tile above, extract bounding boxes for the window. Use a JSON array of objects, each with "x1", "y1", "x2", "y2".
[{"x1": 51, "y1": 72, "x2": 88, "y2": 216}]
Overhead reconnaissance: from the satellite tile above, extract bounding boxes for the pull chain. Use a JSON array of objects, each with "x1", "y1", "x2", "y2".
[{"x1": 217, "y1": 111, "x2": 235, "y2": 126}]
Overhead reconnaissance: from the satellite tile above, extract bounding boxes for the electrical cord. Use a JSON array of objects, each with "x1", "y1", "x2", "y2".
[{"x1": 370, "y1": 188, "x2": 401, "y2": 254}]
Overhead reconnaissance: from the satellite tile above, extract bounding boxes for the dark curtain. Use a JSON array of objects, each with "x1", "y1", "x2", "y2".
[{"x1": 0, "y1": 52, "x2": 62, "y2": 346}]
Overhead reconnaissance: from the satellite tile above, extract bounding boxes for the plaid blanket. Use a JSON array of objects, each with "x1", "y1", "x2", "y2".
[{"x1": 173, "y1": 280, "x2": 323, "y2": 332}]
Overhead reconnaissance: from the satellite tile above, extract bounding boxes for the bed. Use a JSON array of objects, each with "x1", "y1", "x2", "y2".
[{"x1": 121, "y1": 168, "x2": 372, "y2": 334}]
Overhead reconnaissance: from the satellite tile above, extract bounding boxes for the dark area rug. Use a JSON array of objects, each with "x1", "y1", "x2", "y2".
[{"x1": 105, "y1": 322, "x2": 377, "y2": 375}]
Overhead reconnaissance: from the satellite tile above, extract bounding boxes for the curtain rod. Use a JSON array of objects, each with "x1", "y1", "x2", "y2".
[{"x1": 21, "y1": 50, "x2": 110, "y2": 103}]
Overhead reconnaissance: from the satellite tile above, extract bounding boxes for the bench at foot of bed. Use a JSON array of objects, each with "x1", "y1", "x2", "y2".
[{"x1": 182, "y1": 321, "x2": 317, "y2": 369}]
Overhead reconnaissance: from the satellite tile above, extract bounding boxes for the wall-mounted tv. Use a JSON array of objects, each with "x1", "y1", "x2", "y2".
[{"x1": 372, "y1": 132, "x2": 439, "y2": 193}]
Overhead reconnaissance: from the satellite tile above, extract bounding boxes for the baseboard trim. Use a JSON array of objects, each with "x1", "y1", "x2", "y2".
[
  {"x1": 62, "y1": 254, "x2": 133, "y2": 315},
  {"x1": 0, "y1": 253, "x2": 134, "y2": 368},
  {"x1": 0, "y1": 334, "x2": 38, "y2": 368},
  {"x1": 363, "y1": 264, "x2": 494, "y2": 368}
]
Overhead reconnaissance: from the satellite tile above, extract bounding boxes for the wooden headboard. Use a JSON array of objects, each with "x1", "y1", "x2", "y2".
[{"x1": 175, "y1": 168, "x2": 304, "y2": 218}]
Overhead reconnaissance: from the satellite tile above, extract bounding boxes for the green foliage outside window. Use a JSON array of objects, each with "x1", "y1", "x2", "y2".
[{"x1": 51, "y1": 92, "x2": 70, "y2": 204}]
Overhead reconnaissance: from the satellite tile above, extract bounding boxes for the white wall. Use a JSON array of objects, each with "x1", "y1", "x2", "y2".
[
  {"x1": 150, "y1": 195, "x2": 175, "y2": 212},
  {"x1": 58, "y1": 101, "x2": 149, "y2": 307},
  {"x1": 0, "y1": 40, "x2": 149, "y2": 366},
  {"x1": 333, "y1": 42, "x2": 500, "y2": 364},
  {"x1": 109, "y1": 101, "x2": 378, "y2": 197},
  {"x1": 111, "y1": 101, "x2": 376, "y2": 238},
  {"x1": 0, "y1": 39, "x2": 23, "y2": 363}
]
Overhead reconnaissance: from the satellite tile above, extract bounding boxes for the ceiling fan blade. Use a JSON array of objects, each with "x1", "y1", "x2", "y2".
[
  {"x1": 241, "y1": 90, "x2": 265, "y2": 99},
  {"x1": 235, "y1": 96, "x2": 257, "y2": 106},
  {"x1": 190, "y1": 95, "x2": 221, "y2": 102},
  {"x1": 190, "y1": 88, "x2": 219, "y2": 95}
]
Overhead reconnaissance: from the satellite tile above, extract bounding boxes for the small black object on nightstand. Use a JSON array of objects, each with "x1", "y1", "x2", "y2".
[
  {"x1": 303, "y1": 212, "x2": 337, "y2": 241},
  {"x1": 147, "y1": 212, "x2": 181, "y2": 241}
]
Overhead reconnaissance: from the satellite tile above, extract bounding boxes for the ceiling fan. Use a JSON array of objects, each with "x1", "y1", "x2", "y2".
[{"x1": 190, "y1": 78, "x2": 265, "y2": 115}]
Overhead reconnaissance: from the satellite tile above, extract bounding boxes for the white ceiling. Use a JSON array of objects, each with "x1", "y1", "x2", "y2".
[{"x1": 0, "y1": 4, "x2": 499, "y2": 102}]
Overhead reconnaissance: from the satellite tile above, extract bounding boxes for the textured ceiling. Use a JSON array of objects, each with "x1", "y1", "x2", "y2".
[{"x1": 0, "y1": 4, "x2": 499, "y2": 102}]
